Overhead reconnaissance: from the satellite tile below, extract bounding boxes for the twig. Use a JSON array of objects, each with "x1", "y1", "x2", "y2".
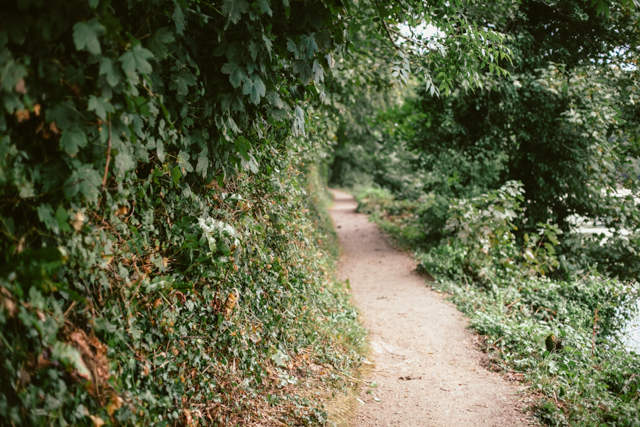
[
  {"x1": 102, "y1": 121, "x2": 112, "y2": 192},
  {"x1": 505, "y1": 298, "x2": 522, "y2": 309},
  {"x1": 591, "y1": 308, "x2": 599, "y2": 356},
  {"x1": 63, "y1": 301, "x2": 77, "y2": 318}
]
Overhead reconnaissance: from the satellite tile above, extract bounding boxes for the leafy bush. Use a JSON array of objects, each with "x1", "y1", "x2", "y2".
[{"x1": 355, "y1": 188, "x2": 395, "y2": 215}]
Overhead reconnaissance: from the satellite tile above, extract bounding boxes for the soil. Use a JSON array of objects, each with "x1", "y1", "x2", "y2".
[{"x1": 329, "y1": 189, "x2": 534, "y2": 427}]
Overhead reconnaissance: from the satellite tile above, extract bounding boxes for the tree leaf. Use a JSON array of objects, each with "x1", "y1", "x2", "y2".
[
  {"x1": 293, "y1": 60, "x2": 312, "y2": 85},
  {"x1": 221, "y1": 63, "x2": 247, "y2": 89},
  {"x1": 37, "y1": 204, "x2": 59, "y2": 233},
  {"x1": 257, "y1": 0, "x2": 273, "y2": 16},
  {"x1": 55, "y1": 205, "x2": 71, "y2": 233},
  {"x1": 87, "y1": 95, "x2": 114, "y2": 121},
  {"x1": 172, "y1": 5, "x2": 186, "y2": 35},
  {"x1": 312, "y1": 59, "x2": 324, "y2": 84},
  {"x1": 60, "y1": 129, "x2": 87, "y2": 156},
  {"x1": 99, "y1": 58, "x2": 121, "y2": 87},
  {"x1": 196, "y1": 148, "x2": 209, "y2": 177},
  {"x1": 119, "y1": 45, "x2": 154, "y2": 78},
  {"x1": 72, "y1": 19, "x2": 105, "y2": 55},
  {"x1": 243, "y1": 75, "x2": 266, "y2": 104},
  {"x1": 222, "y1": 0, "x2": 249, "y2": 24},
  {"x1": 171, "y1": 70, "x2": 197, "y2": 95},
  {"x1": 235, "y1": 136, "x2": 251, "y2": 161}
]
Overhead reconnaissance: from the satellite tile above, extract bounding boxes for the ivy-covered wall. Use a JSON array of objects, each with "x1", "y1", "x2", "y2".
[{"x1": 0, "y1": 0, "x2": 365, "y2": 425}]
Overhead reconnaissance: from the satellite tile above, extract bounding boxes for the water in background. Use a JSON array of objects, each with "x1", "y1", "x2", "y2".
[{"x1": 622, "y1": 300, "x2": 640, "y2": 353}]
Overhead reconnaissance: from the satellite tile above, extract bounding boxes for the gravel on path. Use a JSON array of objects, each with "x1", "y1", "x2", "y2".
[{"x1": 329, "y1": 189, "x2": 532, "y2": 427}]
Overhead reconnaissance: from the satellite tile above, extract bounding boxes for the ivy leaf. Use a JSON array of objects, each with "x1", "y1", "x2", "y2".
[
  {"x1": 263, "y1": 35, "x2": 273, "y2": 58},
  {"x1": 249, "y1": 41, "x2": 260, "y2": 62},
  {"x1": 88, "y1": 95, "x2": 114, "y2": 121},
  {"x1": 60, "y1": 129, "x2": 87, "y2": 156},
  {"x1": 115, "y1": 148, "x2": 136, "y2": 176},
  {"x1": 217, "y1": 239, "x2": 231, "y2": 256},
  {"x1": 293, "y1": 60, "x2": 312, "y2": 85},
  {"x1": 172, "y1": 5, "x2": 186, "y2": 35},
  {"x1": 222, "y1": 0, "x2": 249, "y2": 25},
  {"x1": 72, "y1": 19, "x2": 105, "y2": 55},
  {"x1": 172, "y1": 166, "x2": 182, "y2": 187},
  {"x1": 221, "y1": 63, "x2": 247, "y2": 89},
  {"x1": 171, "y1": 70, "x2": 197, "y2": 95},
  {"x1": 51, "y1": 342, "x2": 91, "y2": 380},
  {"x1": 55, "y1": 206, "x2": 71, "y2": 233},
  {"x1": 235, "y1": 136, "x2": 251, "y2": 161},
  {"x1": 266, "y1": 91, "x2": 284, "y2": 109},
  {"x1": 312, "y1": 59, "x2": 324, "y2": 84},
  {"x1": 150, "y1": 27, "x2": 176, "y2": 60},
  {"x1": 257, "y1": 0, "x2": 273, "y2": 16},
  {"x1": 119, "y1": 45, "x2": 154, "y2": 78},
  {"x1": 37, "y1": 204, "x2": 59, "y2": 233},
  {"x1": 63, "y1": 164, "x2": 102, "y2": 202},
  {"x1": 271, "y1": 350, "x2": 289, "y2": 367},
  {"x1": 196, "y1": 148, "x2": 209, "y2": 177},
  {"x1": 177, "y1": 150, "x2": 194, "y2": 173},
  {"x1": 300, "y1": 34, "x2": 318, "y2": 59},
  {"x1": 0, "y1": 59, "x2": 27, "y2": 93},
  {"x1": 99, "y1": 58, "x2": 120, "y2": 87},
  {"x1": 243, "y1": 75, "x2": 266, "y2": 104}
]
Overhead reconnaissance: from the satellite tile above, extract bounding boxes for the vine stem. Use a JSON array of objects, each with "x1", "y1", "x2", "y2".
[
  {"x1": 102, "y1": 121, "x2": 112, "y2": 192},
  {"x1": 591, "y1": 308, "x2": 599, "y2": 356}
]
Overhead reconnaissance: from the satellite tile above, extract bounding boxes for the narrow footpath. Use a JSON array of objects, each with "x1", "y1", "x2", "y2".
[{"x1": 329, "y1": 190, "x2": 531, "y2": 427}]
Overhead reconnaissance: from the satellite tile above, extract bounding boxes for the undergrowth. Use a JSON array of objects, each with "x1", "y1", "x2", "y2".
[{"x1": 357, "y1": 183, "x2": 640, "y2": 426}]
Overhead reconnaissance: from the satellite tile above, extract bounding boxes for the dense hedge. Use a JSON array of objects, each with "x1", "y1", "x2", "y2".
[{"x1": 0, "y1": 0, "x2": 367, "y2": 425}]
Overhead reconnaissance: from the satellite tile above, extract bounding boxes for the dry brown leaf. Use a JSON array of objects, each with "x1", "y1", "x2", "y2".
[
  {"x1": 89, "y1": 415, "x2": 106, "y2": 427},
  {"x1": 15, "y1": 79, "x2": 26, "y2": 94},
  {"x1": 49, "y1": 122, "x2": 60, "y2": 135},
  {"x1": 72, "y1": 211, "x2": 86, "y2": 232},
  {"x1": 224, "y1": 291, "x2": 238, "y2": 317},
  {"x1": 0, "y1": 287, "x2": 18, "y2": 318},
  {"x1": 65, "y1": 328, "x2": 110, "y2": 395},
  {"x1": 15, "y1": 109, "x2": 30, "y2": 122},
  {"x1": 107, "y1": 394, "x2": 124, "y2": 416},
  {"x1": 115, "y1": 206, "x2": 129, "y2": 217}
]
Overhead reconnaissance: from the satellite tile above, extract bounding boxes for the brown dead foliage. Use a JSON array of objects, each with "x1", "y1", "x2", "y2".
[{"x1": 60, "y1": 324, "x2": 111, "y2": 399}]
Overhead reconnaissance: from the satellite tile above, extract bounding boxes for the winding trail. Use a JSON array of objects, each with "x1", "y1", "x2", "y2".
[{"x1": 329, "y1": 190, "x2": 531, "y2": 427}]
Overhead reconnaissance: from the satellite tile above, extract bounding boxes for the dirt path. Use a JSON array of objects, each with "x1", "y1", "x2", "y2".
[{"x1": 329, "y1": 190, "x2": 531, "y2": 427}]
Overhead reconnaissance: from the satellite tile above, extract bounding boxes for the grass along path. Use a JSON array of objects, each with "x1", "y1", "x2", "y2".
[{"x1": 329, "y1": 190, "x2": 534, "y2": 426}]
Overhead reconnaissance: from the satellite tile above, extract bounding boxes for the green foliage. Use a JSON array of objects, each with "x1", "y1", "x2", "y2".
[{"x1": 354, "y1": 188, "x2": 395, "y2": 215}]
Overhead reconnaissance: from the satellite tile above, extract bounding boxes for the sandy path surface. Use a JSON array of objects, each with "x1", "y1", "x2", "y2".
[{"x1": 329, "y1": 190, "x2": 530, "y2": 427}]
